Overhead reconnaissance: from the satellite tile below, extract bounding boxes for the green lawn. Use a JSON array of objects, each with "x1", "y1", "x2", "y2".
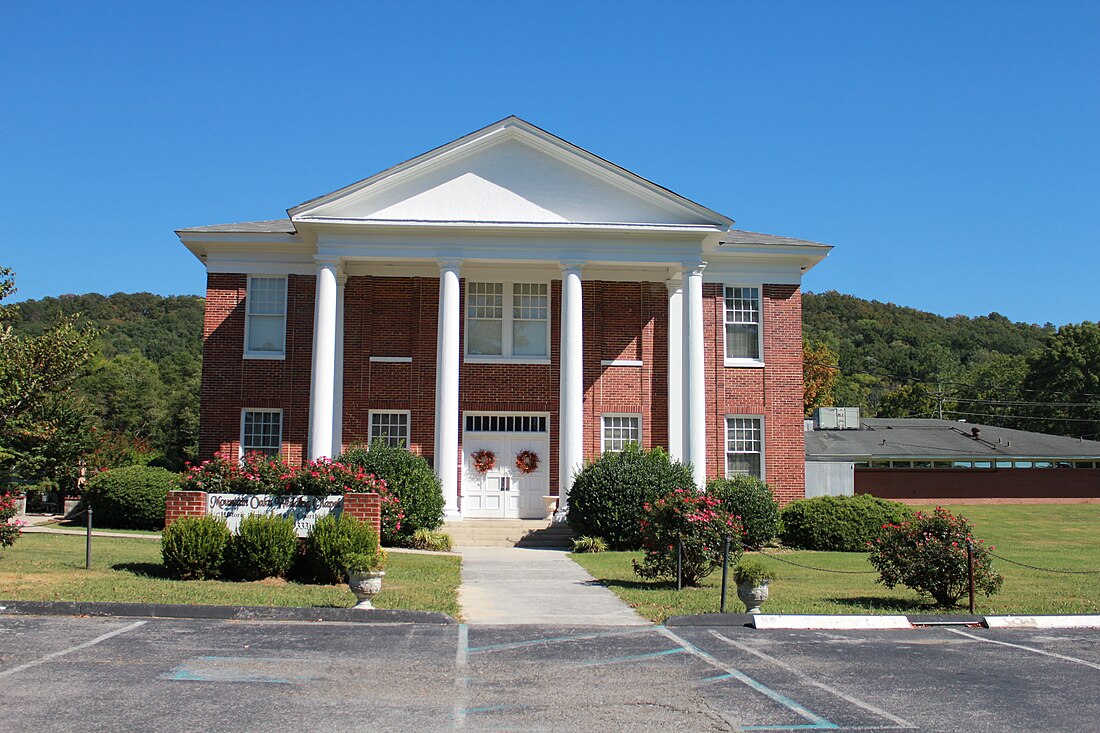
[
  {"x1": 572, "y1": 503, "x2": 1100, "y2": 622},
  {"x1": 0, "y1": 533, "x2": 461, "y2": 618}
]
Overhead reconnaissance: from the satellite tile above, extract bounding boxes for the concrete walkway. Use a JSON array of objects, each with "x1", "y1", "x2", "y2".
[{"x1": 458, "y1": 547, "x2": 648, "y2": 626}]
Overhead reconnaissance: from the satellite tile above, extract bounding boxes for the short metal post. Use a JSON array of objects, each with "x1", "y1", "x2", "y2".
[
  {"x1": 720, "y1": 535, "x2": 730, "y2": 614},
  {"x1": 967, "y1": 541, "x2": 975, "y2": 614},
  {"x1": 676, "y1": 535, "x2": 683, "y2": 591},
  {"x1": 86, "y1": 507, "x2": 93, "y2": 571}
]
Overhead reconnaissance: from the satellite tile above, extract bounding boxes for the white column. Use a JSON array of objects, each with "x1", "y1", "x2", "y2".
[
  {"x1": 558, "y1": 263, "x2": 584, "y2": 515},
  {"x1": 308, "y1": 257, "x2": 340, "y2": 460},
  {"x1": 435, "y1": 259, "x2": 462, "y2": 519},
  {"x1": 332, "y1": 273, "x2": 347, "y2": 456},
  {"x1": 666, "y1": 278, "x2": 684, "y2": 463},
  {"x1": 682, "y1": 263, "x2": 707, "y2": 488}
]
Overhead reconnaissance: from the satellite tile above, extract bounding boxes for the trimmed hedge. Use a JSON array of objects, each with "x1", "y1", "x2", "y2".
[
  {"x1": 300, "y1": 513, "x2": 381, "y2": 584},
  {"x1": 226, "y1": 513, "x2": 299, "y2": 581},
  {"x1": 84, "y1": 465, "x2": 174, "y2": 530},
  {"x1": 161, "y1": 516, "x2": 230, "y2": 580},
  {"x1": 566, "y1": 445, "x2": 695, "y2": 550},
  {"x1": 339, "y1": 443, "x2": 444, "y2": 544},
  {"x1": 779, "y1": 494, "x2": 913, "y2": 552},
  {"x1": 705, "y1": 476, "x2": 779, "y2": 549}
]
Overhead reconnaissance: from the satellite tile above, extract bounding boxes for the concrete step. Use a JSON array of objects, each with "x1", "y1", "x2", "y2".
[{"x1": 444, "y1": 519, "x2": 575, "y2": 548}]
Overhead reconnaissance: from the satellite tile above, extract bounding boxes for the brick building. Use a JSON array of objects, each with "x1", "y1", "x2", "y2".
[{"x1": 177, "y1": 117, "x2": 831, "y2": 519}]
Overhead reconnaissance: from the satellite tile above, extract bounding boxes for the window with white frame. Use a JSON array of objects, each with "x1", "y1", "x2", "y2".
[
  {"x1": 602, "y1": 414, "x2": 642, "y2": 453},
  {"x1": 241, "y1": 409, "x2": 282, "y2": 457},
  {"x1": 724, "y1": 286, "x2": 762, "y2": 362},
  {"x1": 369, "y1": 411, "x2": 410, "y2": 448},
  {"x1": 466, "y1": 282, "x2": 549, "y2": 359},
  {"x1": 245, "y1": 276, "x2": 287, "y2": 357},
  {"x1": 725, "y1": 416, "x2": 763, "y2": 478}
]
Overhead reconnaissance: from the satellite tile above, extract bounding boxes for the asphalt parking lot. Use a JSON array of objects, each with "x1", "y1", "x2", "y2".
[{"x1": 2, "y1": 614, "x2": 1099, "y2": 732}]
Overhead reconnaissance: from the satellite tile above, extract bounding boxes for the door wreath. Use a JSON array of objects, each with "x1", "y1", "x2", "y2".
[
  {"x1": 515, "y1": 450, "x2": 540, "y2": 474},
  {"x1": 471, "y1": 449, "x2": 496, "y2": 474}
]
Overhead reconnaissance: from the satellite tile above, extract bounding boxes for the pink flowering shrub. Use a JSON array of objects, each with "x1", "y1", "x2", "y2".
[
  {"x1": 868, "y1": 507, "x2": 1003, "y2": 607},
  {"x1": 1, "y1": 491, "x2": 24, "y2": 549},
  {"x1": 633, "y1": 489, "x2": 744, "y2": 586},
  {"x1": 178, "y1": 452, "x2": 404, "y2": 544}
]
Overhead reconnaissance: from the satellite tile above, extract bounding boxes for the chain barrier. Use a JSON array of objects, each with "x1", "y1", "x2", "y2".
[
  {"x1": 756, "y1": 549, "x2": 878, "y2": 575},
  {"x1": 986, "y1": 550, "x2": 1100, "y2": 575}
]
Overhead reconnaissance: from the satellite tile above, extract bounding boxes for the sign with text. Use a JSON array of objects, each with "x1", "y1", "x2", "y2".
[{"x1": 207, "y1": 494, "x2": 343, "y2": 537}]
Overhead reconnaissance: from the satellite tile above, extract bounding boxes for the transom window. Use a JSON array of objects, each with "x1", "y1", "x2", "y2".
[
  {"x1": 724, "y1": 286, "x2": 761, "y2": 363},
  {"x1": 369, "y1": 411, "x2": 410, "y2": 448},
  {"x1": 466, "y1": 282, "x2": 549, "y2": 359},
  {"x1": 241, "y1": 409, "x2": 282, "y2": 457},
  {"x1": 726, "y1": 416, "x2": 763, "y2": 478},
  {"x1": 465, "y1": 414, "x2": 548, "y2": 433},
  {"x1": 245, "y1": 276, "x2": 287, "y2": 357},
  {"x1": 602, "y1": 415, "x2": 641, "y2": 453}
]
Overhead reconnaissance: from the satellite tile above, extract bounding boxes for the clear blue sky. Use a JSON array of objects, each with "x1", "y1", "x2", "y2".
[{"x1": 3, "y1": 1, "x2": 1097, "y2": 326}]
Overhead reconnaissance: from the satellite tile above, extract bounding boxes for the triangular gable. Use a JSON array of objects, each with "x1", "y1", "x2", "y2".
[{"x1": 289, "y1": 117, "x2": 732, "y2": 228}]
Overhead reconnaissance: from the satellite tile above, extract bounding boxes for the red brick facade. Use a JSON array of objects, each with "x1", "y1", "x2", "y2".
[{"x1": 200, "y1": 274, "x2": 806, "y2": 504}]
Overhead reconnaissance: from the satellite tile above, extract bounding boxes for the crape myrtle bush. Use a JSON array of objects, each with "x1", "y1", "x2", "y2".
[
  {"x1": 339, "y1": 443, "x2": 444, "y2": 545},
  {"x1": 869, "y1": 507, "x2": 1003, "y2": 607},
  {"x1": 161, "y1": 516, "x2": 230, "y2": 580},
  {"x1": 567, "y1": 445, "x2": 695, "y2": 550},
  {"x1": 779, "y1": 494, "x2": 913, "y2": 552},
  {"x1": 1, "y1": 491, "x2": 23, "y2": 549},
  {"x1": 705, "y1": 476, "x2": 779, "y2": 549},
  {"x1": 226, "y1": 513, "x2": 298, "y2": 581},
  {"x1": 300, "y1": 513, "x2": 382, "y2": 584},
  {"x1": 84, "y1": 465, "x2": 175, "y2": 530},
  {"x1": 633, "y1": 489, "x2": 744, "y2": 586},
  {"x1": 179, "y1": 452, "x2": 403, "y2": 543}
]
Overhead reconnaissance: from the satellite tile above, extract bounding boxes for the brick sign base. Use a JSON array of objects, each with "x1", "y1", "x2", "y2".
[{"x1": 165, "y1": 490, "x2": 382, "y2": 539}]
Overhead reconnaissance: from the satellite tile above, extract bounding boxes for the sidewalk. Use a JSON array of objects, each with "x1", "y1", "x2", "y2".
[{"x1": 458, "y1": 547, "x2": 648, "y2": 626}]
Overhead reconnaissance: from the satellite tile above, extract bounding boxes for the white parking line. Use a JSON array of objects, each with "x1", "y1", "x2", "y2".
[
  {"x1": 946, "y1": 628, "x2": 1100, "y2": 671},
  {"x1": 0, "y1": 620, "x2": 147, "y2": 680},
  {"x1": 708, "y1": 630, "x2": 916, "y2": 730}
]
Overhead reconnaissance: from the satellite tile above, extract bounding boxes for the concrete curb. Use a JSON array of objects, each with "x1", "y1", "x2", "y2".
[
  {"x1": 665, "y1": 613, "x2": 1100, "y2": 630},
  {"x1": 0, "y1": 599, "x2": 457, "y2": 625}
]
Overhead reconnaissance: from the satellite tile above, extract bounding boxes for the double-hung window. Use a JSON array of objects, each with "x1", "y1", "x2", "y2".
[
  {"x1": 465, "y1": 281, "x2": 549, "y2": 360},
  {"x1": 241, "y1": 409, "x2": 282, "y2": 457},
  {"x1": 369, "y1": 411, "x2": 410, "y2": 448},
  {"x1": 724, "y1": 285, "x2": 762, "y2": 364},
  {"x1": 602, "y1": 414, "x2": 642, "y2": 453},
  {"x1": 725, "y1": 416, "x2": 763, "y2": 478},
  {"x1": 245, "y1": 276, "x2": 287, "y2": 357}
]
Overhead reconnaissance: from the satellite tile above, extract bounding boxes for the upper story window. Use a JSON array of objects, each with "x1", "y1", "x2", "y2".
[
  {"x1": 724, "y1": 285, "x2": 762, "y2": 365},
  {"x1": 602, "y1": 414, "x2": 641, "y2": 453},
  {"x1": 466, "y1": 281, "x2": 549, "y2": 361},
  {"x1": 245, "y1": 276, "x2": 287, "y2": 358},
  {"x1": 241, "y1": 409, "x2": 282, "y2": 457}
]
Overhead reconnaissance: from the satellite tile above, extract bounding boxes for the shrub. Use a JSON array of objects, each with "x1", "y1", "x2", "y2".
[
  {"x1": 1, "y1": 491, "x2": 24, "y2": 550},
  {"x1": 410, "y1": 528, "x2": 454, "y2": 552},
  {"x1": 84, "y1": 465, "x2": 175, "y2": 530},
  {"x1": 339, "y1": 443, "x2": 443, "y2": 544},
  {"x1": 705, "y1": 476, "x2": 779, "y2": 549},
  {"x1": 226, "y1": 513, "x2": 299, "y2": 581},
  {"x1": 733, "y1": 559, "x2": 778, "y2": 587},
  {"x1": 567, "y1": 445, "x2": 695, "y2": 550},
  {"x1": 300, "y1": 513, "x2": 381, "y2": 584},
  {"x1": 779, "y1": 495, "x2": 913, "y2": 552},
  {"x1": 161, "y1": 516, "x2": 231, "y2": 580},
  {"x1": 572, "y1": 536, "x2": 608, "y2": 554},
  {"x1": 633, "y1": 489, "x2": 743, "y2": 586},
  {"x1": 869, "y1": 507, "x2": 1003, "y2": 607}
]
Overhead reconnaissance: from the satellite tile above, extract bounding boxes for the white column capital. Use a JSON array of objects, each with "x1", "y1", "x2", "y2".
[
  {"x1": 437, "y1": 258, "x2": 463, "y2": 273},
  {"x1": 336, "y1": 272, "x2": 348, "y2": 286},
  {"x1": 681, "y1": 261, "x2": 707, "y2": 277},
  {"x1": 665, "y1": 278, "x2": 683, "y2": 293},
  {"x1": 559, "y1": 261, "x2": 585, "y2": 275}
]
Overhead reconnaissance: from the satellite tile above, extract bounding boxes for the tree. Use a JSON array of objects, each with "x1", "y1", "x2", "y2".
[
  {"x1": 803, "y1": 338, "x2": 838, "y2": 415},
  {"x1": 1022, "y1": 322, "x2": 1100, "y2": 436},
  {"x1": 0, "y1": 268, "x2": 98, "y2": 483}
]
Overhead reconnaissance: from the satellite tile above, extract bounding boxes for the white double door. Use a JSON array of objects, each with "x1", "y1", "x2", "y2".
[{"x1": 461, "y1": 429, "x2": 549, "y2": 519}]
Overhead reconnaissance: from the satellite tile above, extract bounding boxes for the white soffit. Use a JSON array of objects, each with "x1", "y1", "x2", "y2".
[{"x1": 289, "y1": 117, "x2": 732, "y2": 229}]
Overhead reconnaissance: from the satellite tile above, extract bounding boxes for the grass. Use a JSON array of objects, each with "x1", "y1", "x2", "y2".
[
  {"x1": 572, "y1": 503, "x2": 1100, "y2": 622},
  {"x1": 0, "y1": 533, "x2": 461, "y2": 618}
]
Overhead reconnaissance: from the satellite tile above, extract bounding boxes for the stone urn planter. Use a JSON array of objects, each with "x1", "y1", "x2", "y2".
[
  {"x1": 733, "y1": 560, "x2": 776, "y2": 614},
  {"x1": 348, "y1": 570, "x2": 385, "y2": 610},
  {"x1": 736, "y1": 581, "x2": 770, "y2": 614},
  {"x1": 542, "y1": 495, "x2": 558, "y2": 520}
]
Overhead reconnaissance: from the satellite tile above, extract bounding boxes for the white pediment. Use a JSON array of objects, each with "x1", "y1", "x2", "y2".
[{"x1": 290, "y1": 118, "x2": 731, "y2": 228}]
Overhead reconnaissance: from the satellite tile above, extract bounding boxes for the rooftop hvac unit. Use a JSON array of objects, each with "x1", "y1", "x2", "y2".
[{"x1": 813, "y1": 407, "x2": 860, "y2": 430}]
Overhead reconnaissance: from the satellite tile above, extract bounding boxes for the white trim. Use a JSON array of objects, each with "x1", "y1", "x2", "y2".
[
  {"x1": 243, "y1": 275, "x2": 288, "y2": 360},
  {"x1": 239, "y1": 408, "x2": 283, "y2": 459},
  {"x1": 367, "y1": 409, "x2": 412, "y2": 448},
  {"x1": 463, "y1": 279, "x2": 552, "y2": 363},
  {"x1": 369, "y1": 356, "x2": 413, "y2": 363},
  {"x1": 601, "y1": 413, "x2": 643, "y2": 453},
  {"x1": 600, "y1": 359, "x2": 643, "y2": 367},
  {"x1": 724, "y1": 414, "x2": 765, "y2": 481},
  {"x1": 722, "y1": 283, "x2": 765, "y2": 368}
]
